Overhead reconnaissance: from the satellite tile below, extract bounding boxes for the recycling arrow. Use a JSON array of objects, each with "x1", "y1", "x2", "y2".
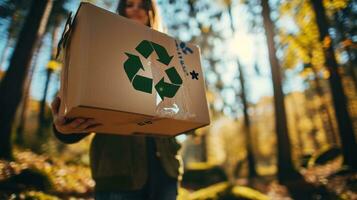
[
  {"x1": 165, "y1": 66, "x2": 182, "y2": 85},
  {"x1": 151, "y1": 42, "x2": 173, "y2": 65},
  {"x1": 135, "y1": 40, "x2": 153, "y2": 58},
  {"x1": 155, "y1": 78, "x2": 181, "y2": 99},
  {"x1": 124, "y1": 53, "x2": 144, "y2": 81},
  {"x1": 124, "y1": 53, "x2": 152, "y2": 94},
  {"x1": 124, "y1": 40, "x2": 182, "y2": 100},
  {"x1": 154, "y1": 67, "x2": 182, "y2": 100},
  {"x1": 132, "y1": 75, "x2": 153, "y2": 93},
  {"x1": 135, "y1": 40, "x2": 173, "y2": 65}
]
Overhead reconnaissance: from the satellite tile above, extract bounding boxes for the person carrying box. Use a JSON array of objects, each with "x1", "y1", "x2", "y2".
[{"x1": 51, "y1": 0, "x2": 183, "y2": 199}]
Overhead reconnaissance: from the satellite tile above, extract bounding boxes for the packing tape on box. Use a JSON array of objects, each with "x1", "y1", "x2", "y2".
[{"x1": 150, "y1": 39, "x2": 196, "y2": 120}]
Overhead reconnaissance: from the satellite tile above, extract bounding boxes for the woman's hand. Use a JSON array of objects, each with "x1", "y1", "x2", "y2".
[{"x1": 51, "y1": 96, "x2": 101, "y2": 134}]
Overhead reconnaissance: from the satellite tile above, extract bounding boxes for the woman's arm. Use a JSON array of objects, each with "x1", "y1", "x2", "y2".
[
  {"x1": 52, "y1": 125, "x2": 90, "y2": 144},
  {"x1": 51, "y1": 97, "x2": 101, "y2": 144}
]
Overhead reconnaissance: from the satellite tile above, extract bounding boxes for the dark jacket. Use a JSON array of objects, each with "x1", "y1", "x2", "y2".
[{"x1": 53, "y1": 128, "x2": 183, "y2": 192}]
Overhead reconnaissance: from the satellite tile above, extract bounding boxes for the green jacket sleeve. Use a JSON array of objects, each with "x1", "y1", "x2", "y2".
[{"x1": 52, "y1": 124, "x2": 90, "y2": 144}]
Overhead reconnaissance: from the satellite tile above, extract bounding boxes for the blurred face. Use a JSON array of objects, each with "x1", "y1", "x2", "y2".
[{"x1": 125, "y1": 0, "x2": 149, "y2": 25}]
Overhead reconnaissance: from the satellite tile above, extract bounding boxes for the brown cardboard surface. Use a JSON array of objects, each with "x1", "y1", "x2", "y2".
[
  {"x1": 65, "y1": 106, "x2": 203, "y2": 136},
  {"x1": 59, "y1": 2, "x2": 210, "y2": 136}
]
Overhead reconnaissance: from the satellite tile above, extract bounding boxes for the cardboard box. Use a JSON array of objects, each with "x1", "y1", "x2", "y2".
[{"x1": 58, "y1": 2, "x2": 210, "y2": 136}]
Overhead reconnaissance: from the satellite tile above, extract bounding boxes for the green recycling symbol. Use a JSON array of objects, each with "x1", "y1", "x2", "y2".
[{"x1": 123, "y1": 40, "x2": 183, "y2": 100}]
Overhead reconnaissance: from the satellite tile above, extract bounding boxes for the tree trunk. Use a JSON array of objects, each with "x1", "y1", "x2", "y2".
[
  {"x1": 289, "y1": 94, "x2": 305, "y2": 158},
  {"x1": 37, "y1": 68, "x2": 52, "y2": 138},
  {"x1": 311, "y1": 0, "x2": 357, "y2": 169},
  {"x1": 0, "y1": 0, "x2": 52, "y2": 159},
  {"x1": 237, "y1": 60, "x2": 257, "y2": 178},
  {"x1": 334, "y1": 11, "x2": 357, "y2": 90},
  {"x1": 16, "y1": 33, "x2": 45, "y2": 145},
  {"x1": 311, "y1": 67, "x2": 339, "y2": 146},
  {"x1": 37, "y1": 11, "x2": 63, "y2": 139},
  {"x1": 15, "y1": 28, "x2": 43, "y2": 145},
  {"x1": 304, "y1": 86, "x2": 323, "y2": 151},
  {"x1": 200, "y1": 133, "x2": 207, "y2": 162},
  {"x1": 227, "y1": 1, "x2": 257, "y2": 178},
  {"x1": 261, "y1": 0, "x2": 301, "y2": 182}
]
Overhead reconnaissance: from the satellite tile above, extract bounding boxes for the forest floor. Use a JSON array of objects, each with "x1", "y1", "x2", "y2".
[{"x1": 0, "y1": 149, "x2": 356, "y2": 200}]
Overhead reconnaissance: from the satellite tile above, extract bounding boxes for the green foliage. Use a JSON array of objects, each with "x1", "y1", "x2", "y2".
[{"x1": 279, "y1": 0, "x2": 326, "y2": 74}]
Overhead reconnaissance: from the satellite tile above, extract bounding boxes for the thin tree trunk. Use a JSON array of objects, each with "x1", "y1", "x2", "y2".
[
  {"x1": 227, "y1": 1, "x2": 257, "y2": 178},
  {"x1": 37, "y1": 16, "x2": 61, "y2": 138},
  {"x1": 261, "y1": 0, "x2": 301, "y2": 182},
  {"x1": 15, "y1": 33, "x2": 45, "y2": 145},
  {"x1": 289, "y1": 94, "x2": 305, "y2": 157},
  {"x1": 311, "y1": 68, "x2": 339, "y2": 146},
  {"x1": 237, "y1": 60, "x2": 257, "y2": 178},
  {"x1": 334, "y1": 11, "x2": 357, "y2": 90},
  {"x1": 304, "y1": 85, "x2": 324, "y2": 151},
  {"x1": 311, "y1": 0, "x2": 357, "y2": 169},
  {"x1": 38, "y1": 69, "x2": 52, "y2": 138},
  {"x1": 201, "y1": 133, "x2": 207, "y2": 162},
  {"x1": 288, "y1": 35, "x2": 338, "y2": 146},
  {"x1": 0, "y1": 0, "x2": 52, "y2": 159}
]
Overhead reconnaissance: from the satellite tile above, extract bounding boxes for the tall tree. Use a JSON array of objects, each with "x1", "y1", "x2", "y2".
[
  {"x1": 286, "y1": 34, "x2": 338, "y2": 145},
  {"x1": 226, "y1": 0, "x2": 257, "y2": 178},
  {"x1": 288, "y1": 93, "x2": 305, "y2": 160},
  {"x1": 0, "y1": 0, "x2": 52, "y2": 159},
  {"x1": 15, "y1": 42, "x2": 43, "y2": 145},
  {"x1": 334, "y1": 11, "x2": 357, "y2": 89},
  {"x1": 261, "y1": 0, "x2": 301, "y2": 182},
  {"x1": 37, "y1": 0, "x2": 68, "y2": 138},
  {"x1": 237, "y1": 60, "x2": 258, "y2": 178},
  {"x1": 278, "y1": 0, "x2": 340, "y2": 146},
  {"x1": 310, "y1": 0, "x2": 357, "y2": 169},
  {"x1": 329, "y1": 1, "x2": 357, "y2": 90}
]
